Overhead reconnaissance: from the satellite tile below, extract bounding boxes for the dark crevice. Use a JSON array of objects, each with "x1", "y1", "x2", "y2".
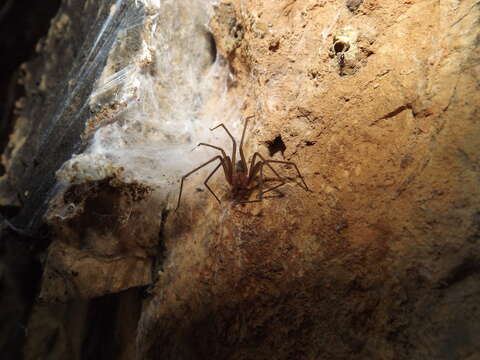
[
  {"x1": 266, "y1": 135, "x2": 286, "y2": 157},
  {"x1": 0, "y1": 1, "x2": 61, "y2": 358},
  {"x1": 0, "y1": 204, "x2": 21, "y2": 218},
  {"x1": 204, "y1": 29, "x2": 217, "y2": 64},
  {"x1": 154, "y1": 208, "x2": 169, "y2": 276},
  {"x1": 0, "y1": 232, "x2": 45, "y2": 359},
  {"x1": 467, "y1": 212, "x2": 480, "y2": 243},
  {"x1": 379, "y1": 104, "x2": 412, "y2": 121},
  {"x1": 370, "y1": 104, "x2": 413, "y2": 126},
  {"x1": 81, "y1": 288, "x2": 144, "y2": 360},
  {"x1": 436, "y1": 257, "x2": 480, "y2": 289},
  {"x1": 333, "y1": 41, "x2": 349, "y2": 54},
  {"x1": 82, "y1": 294, "x2": 120, "y2": 360}
]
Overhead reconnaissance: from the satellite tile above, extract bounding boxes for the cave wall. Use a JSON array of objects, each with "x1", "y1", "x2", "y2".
[
  {"x1": 0, "y1": 0, "x2": 479, "y2": 359},
  {"x1": 139, "y1": 0, "x2": 480, "y2": 359},
  {"x1": 0, "y1": 1, "x2": 60, "y2": 357}
]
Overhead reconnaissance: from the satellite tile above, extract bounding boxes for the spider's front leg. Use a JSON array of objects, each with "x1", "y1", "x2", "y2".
[
  {"x1": 176, "y1": 155, "x2": 224, "y2": 210},
  {"x1": 238, "y1": 116, "x2": 254, "y2": 175},
  {"x1": 197, "y1": 142, "x2": 233, "y2": 184},
  {"x1": 210, "y1": 123, "x2": 237, "y2": 173},
  {"x1": 210, "y1": 116, "x2": 254, "y2": 176}
]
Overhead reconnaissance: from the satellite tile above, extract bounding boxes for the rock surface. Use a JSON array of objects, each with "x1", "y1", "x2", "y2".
[
  {"x1": 138, "y1": 0, "x2": 480, "y2": 359},
  {"x1": 0, "y1": 0, "x2": 479, "y2": 359}
]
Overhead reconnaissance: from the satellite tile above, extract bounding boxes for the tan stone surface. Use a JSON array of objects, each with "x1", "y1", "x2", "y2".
[
  {"x1": 40, "y1": 179, "x2": 159, "y2": 301},
  {"x1": 138, "y1": 0, "x2": 480, "y2": 358}
]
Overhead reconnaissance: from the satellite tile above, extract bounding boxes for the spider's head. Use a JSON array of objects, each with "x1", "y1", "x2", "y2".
[{"x1": 235, "y1": 160, "x2": 245, "y2": 173}]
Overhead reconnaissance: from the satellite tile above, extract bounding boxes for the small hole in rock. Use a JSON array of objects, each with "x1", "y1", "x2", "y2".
[
  {"x1": 346, "y1": 0, "x2": 363, "y2": 12},
  {"x1": 334, "y1": 41, "x2": 349, "y2": 54},
  {"x1": 269, "y1": 39, "x2": 280, "y2": 52},
  {"x1": 204, "y1": 30, "x2": 217, "y2": 64},
  {"x1": 267, "y1": 135, "x2": 286, "y2": 157}
]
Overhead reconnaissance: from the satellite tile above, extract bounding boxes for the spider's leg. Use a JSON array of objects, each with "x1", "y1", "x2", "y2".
[
  {"x1": 257, "y1": 161, "x2": 286, "y2": 196},
  {"x1": 260, "y1": 180, "x2": 286, "y2": 196},
  {"x1": 204, "y1": 162, "x2": 223, "y2": 204},
  {"x1": 240, "y1": 163, "x2": 285, "y2": 203},
  {"x1": 239, "y1": 116, "x2": 254, "y2": 174},
  {"x1": 210, "y1": 123, "x2": 237, "y2": 174},
  {"x1": 247, "y1": 152, "x2": 283, "y2": 185},
  {"x1": 176, "y1": 155, "x2": 223, "y2": 210},
  {"x1": 263, "y1": 159, "x2": 309, "y2": 191},
  {"x1": 237, "y1": 161, "x2": 265, "y2": 204},
  {"x1": 259, "y1": 161, "x2": 264, "y2": 199},
  {"x1": 238, "y1": 159, "x2": 285, "y2": 204},
  {"x1": 197, "y1": 142, "x2": 232, "y2": 183}
]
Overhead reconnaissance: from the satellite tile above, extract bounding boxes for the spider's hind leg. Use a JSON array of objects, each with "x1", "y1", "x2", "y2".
[
  {"x1": 247, "y1": 152, "x2": 286, "y2": 197},
  {"x1": 236, "y1": 161, "x2": 266, "y2": 204},
  {"x1": 204, "y1": 162, "x2": 223, "y2": 204},
  {"x1": 263, "y1": 159, "x2": 309, "y2": 192}
]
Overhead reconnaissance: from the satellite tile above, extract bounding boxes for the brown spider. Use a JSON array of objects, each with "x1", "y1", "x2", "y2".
[{"x1": 176, "y1": 117, "x2": 309, "y2": 209}]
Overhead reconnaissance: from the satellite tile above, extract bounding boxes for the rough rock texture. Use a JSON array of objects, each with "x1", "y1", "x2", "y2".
[
  {"x1": 0, "y1": 1, "x2": 60, "y2": 357},
  {"x1": 1, "y1": 0, "x2": 479, "y2": 359},
  {"x1": 0, "y1": 0, "x2": 153, "y2": 358},
  {"x1": 40, "y1": 179, "x2": 158, "y2": 302},
  {"x1": 0, "y1": 0, "x2": 60, "y2": 171},
  {"x1": 138, "y1": 0, "x2": 480, "y2": 359},
  {"x1": 0, "y1": 0, "x2": 139, "y2": 230},
  {"x1": 23, "y1": 287, "x2": 143, "y2": 360}
]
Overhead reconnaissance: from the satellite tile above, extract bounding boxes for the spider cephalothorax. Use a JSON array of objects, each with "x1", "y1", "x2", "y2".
[{"x1": 176, "y1": 117, "x2": 308, "y2": 209}]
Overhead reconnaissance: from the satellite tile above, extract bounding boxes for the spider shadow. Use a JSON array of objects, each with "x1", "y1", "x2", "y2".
[
  {"x1": 233, "y1": 185, "x2": 285, "y2": 207},
  {"x1": 262, "y1": 188, "x2": 285, "y2": 200}
]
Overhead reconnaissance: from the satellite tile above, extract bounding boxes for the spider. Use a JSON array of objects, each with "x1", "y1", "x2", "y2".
[{"x1": 176, "y1": 117, "x2": 309, "y2": 209}]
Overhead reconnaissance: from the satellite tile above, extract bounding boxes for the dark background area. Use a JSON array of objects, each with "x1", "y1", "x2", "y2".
[
  {"x1": 0, "y1": 0, "x2": 60, "y2": 358},
  {"x1": 0, "y1": 0, "x2": 61, "y2": 174}
]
